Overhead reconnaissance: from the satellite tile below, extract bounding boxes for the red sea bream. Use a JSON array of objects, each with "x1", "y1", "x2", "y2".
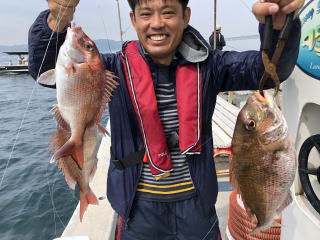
[{"x1": 230, "y1": 91, "x2": 296, "y2": 233}]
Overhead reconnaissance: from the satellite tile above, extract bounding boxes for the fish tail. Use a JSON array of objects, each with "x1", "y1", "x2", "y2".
[
  {"x1": 97, "y1": 123, "x2": 110, "y2": 137},
  {"x1": 79, "y1": 188, "x2": 99, "y2": 222},
  {"x1": 53, "y1": 140, "x2": 84, "y2": 169}
]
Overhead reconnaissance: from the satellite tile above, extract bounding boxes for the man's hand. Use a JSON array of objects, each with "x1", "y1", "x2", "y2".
[
  {"x1": 252, "y1": 0, "x2": 305, "y2": 30},
  {"x1": 47, "y1": 0, "x2": 80, "y2": 32}
]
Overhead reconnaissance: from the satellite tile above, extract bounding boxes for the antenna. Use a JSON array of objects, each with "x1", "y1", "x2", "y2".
[
  {"x1": 115, "y1": 0, "x2": 124, "y2": 43},
  {"x1": 213, "y1": 0, "x2": 217, "y2": 49}
]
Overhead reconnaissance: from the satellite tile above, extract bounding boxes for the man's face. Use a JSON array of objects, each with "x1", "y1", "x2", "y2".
[{"x1": 130, "y1": 0, "x2": 190, "y2": 65}]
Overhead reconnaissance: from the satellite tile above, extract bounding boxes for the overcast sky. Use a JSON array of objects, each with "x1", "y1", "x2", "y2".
[{"x1": 0, "y1": 0, "x2": 259, "y2": 51}]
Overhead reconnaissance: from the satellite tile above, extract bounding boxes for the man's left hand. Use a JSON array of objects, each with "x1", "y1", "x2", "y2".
[{"x1": 252, "y1": 0, "x2": 305, "y2": 30}]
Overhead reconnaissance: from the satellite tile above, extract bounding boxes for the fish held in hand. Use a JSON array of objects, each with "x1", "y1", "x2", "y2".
[
  {"x1": 50, "y1": 126, "x2": 101, "y2": 222},
  {"x1": 230, "y1": 91, "x2": 296, "y2": 233},
  {"x1": 38, "y1": 25, "x2": 117, "y2": 169}
]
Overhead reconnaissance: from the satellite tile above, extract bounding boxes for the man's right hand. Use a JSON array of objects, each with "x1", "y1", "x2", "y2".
[{"x1": 47, "y1": 0, "x2": 80, "y2": 32}]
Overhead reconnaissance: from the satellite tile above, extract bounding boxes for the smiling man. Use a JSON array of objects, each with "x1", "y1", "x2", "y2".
[
  {"x1": 29, "y1": 0, "x2": 304, "y2": 239},
  {"x1": 129, "y1": 0, "x2": 190, "y2": 65}
]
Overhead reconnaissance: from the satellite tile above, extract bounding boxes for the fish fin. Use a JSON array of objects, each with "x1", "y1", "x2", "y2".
[
  {"x1": 65, "y1": 63, "x2": 76, "y2": 76},
  {"x1": 97, "y1": 123, "x2": 110, "y2": 137},
  {"x1": 37, "y1": 69, "x2": 56, "y2": 86},
  {"x1": 49, "y1": 128, "x2": 71, "y2": 156},
  {"x1": 228, "y1": 154, "x2": 236, "y2": 188},
  {"x1": 229, "y1": 154, "x2": 241, "y2": 193},
  {"x1": 105, "y1": 70, "x2": 119, "y2": 91},
  {"x1": 261, "y1": 140, "x2": 286, "y2": 152},
  {"x1": 49, "y1": 129, "x2": 77, "y2": 189},
  {"x1": 276, "y1": 192, "x2": 293, "y2": 215},
  {"x1": 49, "y1": 156, "x2": 56, "y2": 164},
  {"x1": 57, "y1": 159, "x2": 76, "y2": 190},
  {"x1": 79, "y1": 188, "x2": 99, "y2": 222},
  {"x1": 238, "y1": 193, "x2": 256, "y2": 220},
  {"x1": 50, "y1": 105, "x2": 70, "y2": 130},
  {"x1": 93, "y1": 71, "x2": 118, "y2": 125},
  {"x1": 53, "y1": 140, "x2": 84, "y2": 169},
  {"x1": 244, "y1": 203, "x2": 256, "y2": 220}
]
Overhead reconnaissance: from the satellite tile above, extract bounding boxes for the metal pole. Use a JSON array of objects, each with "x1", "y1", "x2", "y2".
[
  {"x1": 213, "y1": 0, "x2": 217, "y2": 49},
  {"x1": 116, "y1": 0, "x2": 124, "y2": 43}
]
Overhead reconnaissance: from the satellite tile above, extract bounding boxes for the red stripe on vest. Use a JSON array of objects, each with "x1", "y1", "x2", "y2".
[
  {"x1": 176, "y1": 64, "x2": 202, "y2": 153},
  {"x1": 121, "y1": 41, "x2": 202, "y2": 177}
]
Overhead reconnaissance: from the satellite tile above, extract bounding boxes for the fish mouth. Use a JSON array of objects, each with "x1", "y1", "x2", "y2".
[
  {"x1": 63, "y1": 26, "x2": 86, "y2": 63},
  {"x1": 252, "y1": 91, "x2": 287, "y2": 145},
  {"x1": 253, "y1": 91, "x2": 269, "y2": 106}
]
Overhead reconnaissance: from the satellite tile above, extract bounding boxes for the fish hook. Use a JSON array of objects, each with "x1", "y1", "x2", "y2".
[{"x1": 259, "y1": 12, "x2": 294, "y2": 97}]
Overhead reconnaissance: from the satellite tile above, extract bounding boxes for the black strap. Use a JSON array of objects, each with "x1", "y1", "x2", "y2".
[
  {"x1": 167, "y1": 131, "x2": 179, "y2": 148},
  {"x1": 110, "y1": 147, "x2": 145, "y2": 170},
  {"x1": 111, "y1": 124, "x2": 211, "y2": 170}
]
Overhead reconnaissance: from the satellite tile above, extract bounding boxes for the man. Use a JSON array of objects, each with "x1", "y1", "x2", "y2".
[
  {"x1": 209, "y1": 25, "x2": 226, "y2": 50},
  {"x1": 28, "y1": 0, "x2": 303, "y2": 239}
]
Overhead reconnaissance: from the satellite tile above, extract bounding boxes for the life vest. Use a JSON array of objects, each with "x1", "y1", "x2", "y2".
[{"x1": 121, "y1": 41, "x2": 202, "y2": 179}]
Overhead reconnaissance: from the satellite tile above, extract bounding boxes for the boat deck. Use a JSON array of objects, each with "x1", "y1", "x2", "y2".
[{"x1": 58, "y1": 132, "x2": 117, "y2": 240}]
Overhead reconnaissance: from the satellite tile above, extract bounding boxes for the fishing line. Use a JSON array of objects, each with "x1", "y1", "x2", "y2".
[
  {"x1": 39, "y1": 0, "x2": 78, "y2": 233},
  {"x1": 46, "y1": 0, "x2": 115, "y2": 229},
  {"x1": 238, "y1": 0, "x2": 252, "y2": 12},
  {"x1": 0, "y1": 0, "x2": 73, "y2": 191},
  {"x1": 45, "y1": 163, "x2": 68, "y2": 231},
  {"x1": 96, "y1": 0, "x2": 112, "y2": 53},
  {"x1": 225, "y1": 44, "x2": 242, "y2": 51},
  {"x1": 0, "y1": 1, "x2": 74, "y2": 237}
]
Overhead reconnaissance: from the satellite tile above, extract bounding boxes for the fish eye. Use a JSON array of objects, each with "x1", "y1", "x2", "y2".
[
  {"x1": 85, "y1": 42, "x2": 93, "y2": 51},
  {"x1": 247, "y1": 120, "x2": 256, "y2": 130}
]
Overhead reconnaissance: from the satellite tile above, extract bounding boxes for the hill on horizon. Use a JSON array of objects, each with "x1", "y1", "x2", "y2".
[{"x1": 0, "y1": 39, "x2": 122, "y2": 63}]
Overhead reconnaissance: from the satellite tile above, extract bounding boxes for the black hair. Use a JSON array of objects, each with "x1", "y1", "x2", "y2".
[{"x1": 127, "y1": 0, "x2": 189, "y2": 12}]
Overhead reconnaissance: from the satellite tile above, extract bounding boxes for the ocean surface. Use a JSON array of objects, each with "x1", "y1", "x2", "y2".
[{"x1": 0, "y1": 73, "x2": 107, "y2": 240}]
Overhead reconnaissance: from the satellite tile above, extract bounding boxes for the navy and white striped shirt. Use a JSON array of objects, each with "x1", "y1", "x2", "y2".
[{"x1": 136, "y1": 66, "x2": 196, "y2": 201}]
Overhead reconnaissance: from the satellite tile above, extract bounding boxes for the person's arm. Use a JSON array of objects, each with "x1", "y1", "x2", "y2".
[
  {"x1": 28, "y1": 0, "x2": 79, "y2": 82},
  {"x1": 211, "y1": 0, "x2": 304, "y2": 92},
  {"x1": 209, "y1": 34, "x2": 214, "y2": 49},
  {"x1": 28, "y1": 10, "x2": 66, "y2": 82},
  {"x1": 214, "y1": 19, "x2": 301, "y2": 92},
  {"x1": 221, "y1": 34, "x2": 226, "y2": 47}
]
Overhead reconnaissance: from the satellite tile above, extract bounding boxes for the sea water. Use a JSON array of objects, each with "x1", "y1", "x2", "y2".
[{"x1": 0, "y1": 73, "x2": 105, "y2": 240}]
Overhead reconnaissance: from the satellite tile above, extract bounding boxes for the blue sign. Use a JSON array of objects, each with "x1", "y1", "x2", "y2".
[{"x1": 297, "y1": 0, "x2": 320, "y2": 80}]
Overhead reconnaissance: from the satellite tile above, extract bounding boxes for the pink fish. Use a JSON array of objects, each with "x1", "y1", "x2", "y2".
[{"x1": 38, "y1": 25, "x2": 117, "y2": 169}]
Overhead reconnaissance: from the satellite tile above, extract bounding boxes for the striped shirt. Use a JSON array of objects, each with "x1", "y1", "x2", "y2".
[{"x1": 136, "y1": 66, "x2": 196, "y2": 201}]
